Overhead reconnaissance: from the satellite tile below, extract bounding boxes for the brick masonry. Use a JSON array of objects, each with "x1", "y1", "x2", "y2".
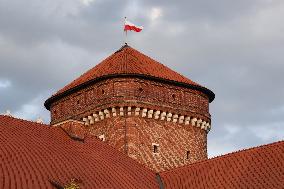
[
  {"x1": 50, "y1": 78, "x2": 210, "y2": 124},
  {"x1": 50, "y1": 77, "x2": 211, "y2": 172}
]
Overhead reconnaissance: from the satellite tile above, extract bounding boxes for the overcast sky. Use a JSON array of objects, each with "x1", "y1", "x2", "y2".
[{"x1": 0, "y1": 0, "x2": 283, "y2": 157}]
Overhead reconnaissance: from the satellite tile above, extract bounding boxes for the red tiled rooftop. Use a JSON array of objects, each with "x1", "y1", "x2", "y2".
[
  {"x1": 45, "y1": 44, "x2": 214, "y2": 109},
  {"x1": 0, "y1": 115, "x2": 159, "y2": 189},
  {"x1": 1, "y1": 115, "x2": 283, "y2": 188},
  {"x1": 56, "y1": 44, "x2": 201, "y2": 95},
  {"x1": 159, "y1": 140, "x2": 284, "y2": 189}
]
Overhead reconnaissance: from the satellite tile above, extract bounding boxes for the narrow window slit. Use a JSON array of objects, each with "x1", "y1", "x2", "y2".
[
  {"x1": 152, "y1": 143, "x2": 159, "y2": 154},
  {"x1": 186, "y1": 151, "x2": 190, "y2": 159}
]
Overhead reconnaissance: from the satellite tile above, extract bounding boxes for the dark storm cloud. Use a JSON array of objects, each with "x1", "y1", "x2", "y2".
[{"x1": 0, "y1": 0, "x2": 283, "y2": 156}]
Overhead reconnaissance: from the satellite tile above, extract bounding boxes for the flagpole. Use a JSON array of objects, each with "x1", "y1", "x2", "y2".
[{"x1": 124, "y1": 17, "x2": 127, "y2": 45}]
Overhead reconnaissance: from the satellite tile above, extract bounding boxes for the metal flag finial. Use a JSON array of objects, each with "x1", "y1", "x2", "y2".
[{"x1": 124, "y1": 17, "x2": 127, "y2": 44}]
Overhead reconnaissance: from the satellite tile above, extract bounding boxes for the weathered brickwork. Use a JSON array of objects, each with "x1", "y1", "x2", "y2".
[
  {"x1": 87, "y1": 116, "x2": 207, "y2": 172},
  {"x1": 53, "y1": 119, "x2": 87, "y2": 139},
  {"x1": 49, "y1": 76, "x2": 211, "y2": 172},
  {"x1": 46, "y1": 43, "x2": 215, "y2": 172},
  {"x1": 51, "y1": 115, "x2": 207, "y2": 172},
  {"x1": 50, "y1": 78, "x2": 210, "y2": 125}
]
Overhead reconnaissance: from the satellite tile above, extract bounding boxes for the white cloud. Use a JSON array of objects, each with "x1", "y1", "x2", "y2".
[
  {"x1": 249, "y1": 122, "x2": 284, "y2": 141},
  {"x1": 208, "y1": 141, "x2": 238, "y2": 158},
  {"x1": 224, "y1": 123, "x2": 241, "y2": 135},
  {"x1": 79, "y1": 0, "x2": 95, "y2": 6},
  {"x1": 14, "y1": 92, "x2": 51, "y2": 123},
  {"x1": 149, "y1": 7, "x2": 163, "y2": 21},
  {"x1": 208, "y1": 121, "x2": 284, "y2": 157},
  {"x1": 0, "y1": 79, "x2": 11, "y2": 89}
]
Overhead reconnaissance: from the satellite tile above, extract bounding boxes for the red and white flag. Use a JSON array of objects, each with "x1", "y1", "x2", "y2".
[{"x1": 124, "y1": 20, "x2": 143, "y2": 32}]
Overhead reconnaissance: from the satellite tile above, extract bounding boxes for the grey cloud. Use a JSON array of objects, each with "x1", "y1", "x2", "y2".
[
  {"x1": 0, "y1": 79, "x2": 11, "y2": 88},
  {"x1": 0, "y1": 0, "x2": 283, "y2": 156},
  {"x1": 140, "y1": 0, "x2": 271, "y2": 23},
  {"x1": 208, "y1": 121, "x2": 284, "y2": 157}
]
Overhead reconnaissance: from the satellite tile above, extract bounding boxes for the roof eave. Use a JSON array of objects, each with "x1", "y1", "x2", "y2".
[{"x1": 44, "y1": 74, "x2": 215, "y2": 110}]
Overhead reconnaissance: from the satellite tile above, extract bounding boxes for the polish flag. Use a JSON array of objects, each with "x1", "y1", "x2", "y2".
[{"x1": 124, "y1": 20, "x2": 143, "y2": 32}]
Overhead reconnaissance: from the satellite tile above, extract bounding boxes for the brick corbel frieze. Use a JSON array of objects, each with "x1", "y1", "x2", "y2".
[{"x1": 82, "y1": 106, "x2": 211, "y2": 132}]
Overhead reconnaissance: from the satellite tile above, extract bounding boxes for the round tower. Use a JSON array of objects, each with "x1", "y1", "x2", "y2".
[{"x1": 44, "y1": 44, "x2": 215, "y2": 172}]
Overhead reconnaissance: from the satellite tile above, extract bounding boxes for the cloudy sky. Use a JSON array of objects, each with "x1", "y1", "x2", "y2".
[{"x1": 0, "y1": 0, "x2": 283, "y2": 157}]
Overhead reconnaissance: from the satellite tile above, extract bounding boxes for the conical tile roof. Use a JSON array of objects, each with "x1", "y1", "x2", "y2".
[{"x1": 45, "y1": 44, "x2": 214, "y2": 110}]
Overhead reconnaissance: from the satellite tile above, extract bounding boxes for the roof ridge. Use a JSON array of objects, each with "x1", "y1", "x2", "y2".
[
  {"x1": 0, "y1": 115, "x2": 49, "y2": 127},
  {"x1": 159, "y1": 140, "x2": 284, "y2": 174},
  {"x1": 128, "y1": 47, "x2": 200, "y2": 85},
  {"x1": 52, "y1": 47, "x2": 123, "y2": 97},
  {"x1": 115, "y1": 43, "x2": 130, "y2": 53}
]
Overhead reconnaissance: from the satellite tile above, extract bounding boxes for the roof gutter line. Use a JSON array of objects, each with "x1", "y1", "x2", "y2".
[{"x1": 156, "y1": 173, "x2": 165, "y2": 189}]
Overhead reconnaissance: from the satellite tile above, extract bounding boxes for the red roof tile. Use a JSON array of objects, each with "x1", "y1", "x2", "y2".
[
  {"x1": 0, "y1": 115, "x2": 159, "y2": 189},
  {"x1": 1, "y1": 115, "x2": 283, "y2": 188},
  {"x1": 45, "y1": 45, "x2": 214, "y2": 109},
  {"x1": 159, "y1": 140, "x2": 284, "y2": 189}
]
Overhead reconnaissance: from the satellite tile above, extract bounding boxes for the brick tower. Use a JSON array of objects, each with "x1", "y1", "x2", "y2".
[{"x1": 44, "y1": 44, "x2": 215, "y2": 172}]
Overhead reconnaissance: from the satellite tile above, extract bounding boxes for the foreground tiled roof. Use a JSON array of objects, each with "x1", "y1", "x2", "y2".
[
  {"x1": 0, "y1": 115, "x2": 159, "y2": 189},
  {"x1": 160, "y1": 140, "x2": 284, "y2": 189},
  {"x1": 45, "y1": 44, "x2": 214, "y2": 109},
  {"x1": 1, "y1": 115, "x2": 283, "y2": 189}
]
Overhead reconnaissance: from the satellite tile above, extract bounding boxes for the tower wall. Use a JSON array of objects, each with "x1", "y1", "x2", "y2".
[
  {"x1": 88, "y1": 115, "x2": 207, "y2": 172},
  {"x1": 50, "y1": 78, "x2": 210, "y2": 124},
  {"x1": 50, "y1": 77, "x2": 211, "y2": 171}
]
